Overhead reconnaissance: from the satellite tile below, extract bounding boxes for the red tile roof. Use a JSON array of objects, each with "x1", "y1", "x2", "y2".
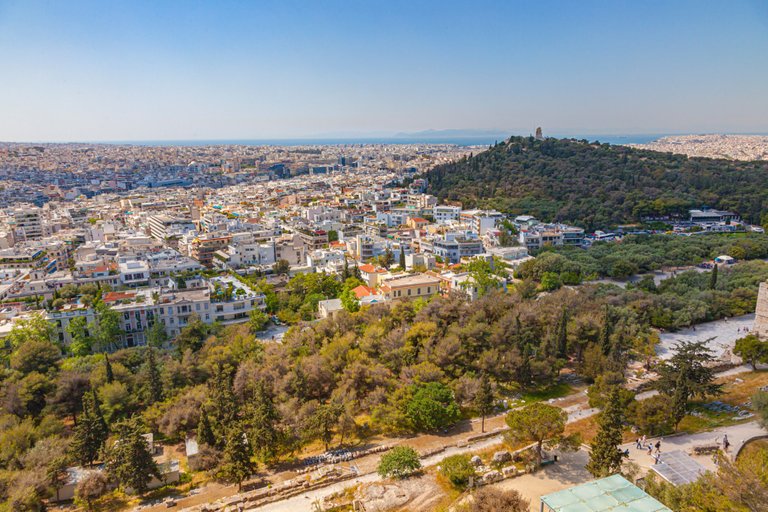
[{"x1": 352, "y1": 285, "x2": 377, "y2": 299}]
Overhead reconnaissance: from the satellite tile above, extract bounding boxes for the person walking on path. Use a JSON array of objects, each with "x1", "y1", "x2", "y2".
[
  {"x1": 723, "y1": 434, "x2": 730, "y2": 452},
  {"x1": 654, "y1": 440, "x2": 662, "y2": 454}
]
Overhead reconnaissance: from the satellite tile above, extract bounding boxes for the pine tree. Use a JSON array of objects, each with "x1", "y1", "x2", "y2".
[
  {"x1": 399, "y1": 246, "x2": 406, "y2": 269},
  {"x1": 474, "y1": 373, "x2": 494, "y2": 433},
  {"x1": 197, "y1": 408, "x2": 215, "y2": 446},
  {"x1": 709, "y1": 264, "x2": 718, "y2": 290},
  {"x1": 304, "y1": 402, "x2": 343, "y2": 450},
  {"x1": 244, "y1": 381, "x2": 282, "y2": 462},
  {"x1": 70, "y1": 390, "x2": 108, "y2": 466},
  {"x1": 144, "y1": 347, "x2": 163, "y2": 404},
  {"x1": 656, "y1": 341, "x2": 722, "y2": 404},
  {"x1": 219, "y1": 426, "x2": 255, "y2": 491},
  {"x1": 107, "y1": 416, "x2": 159, "y2": 494},
  {"x1": 104, "y1": 354, "x2": 114, "y2": 384},
  {"x1": 586, "y1": 387, "x2": 625, "y2": 478}
]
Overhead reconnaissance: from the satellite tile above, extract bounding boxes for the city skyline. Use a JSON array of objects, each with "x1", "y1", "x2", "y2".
[{"x1": 1, "y1": 0, "x2": 768, "y2": 141}]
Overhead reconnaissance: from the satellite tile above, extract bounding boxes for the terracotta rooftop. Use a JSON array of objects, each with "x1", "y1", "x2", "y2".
[{"x1": 352, "y1": 285, "x2": 377, "y2": 299}]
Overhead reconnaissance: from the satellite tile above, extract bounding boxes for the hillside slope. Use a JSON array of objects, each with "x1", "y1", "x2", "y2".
[{"x1": 424, "y1": 136, "x2": 768, "y2": 229}]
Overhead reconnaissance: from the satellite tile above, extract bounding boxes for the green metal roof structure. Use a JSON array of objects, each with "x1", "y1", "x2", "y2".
[{"x1": 539, "y1": 474, "x2": 672, "y2": 512}]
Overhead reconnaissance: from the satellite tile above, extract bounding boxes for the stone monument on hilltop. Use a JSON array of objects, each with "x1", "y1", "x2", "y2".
[
  {"x1": 755, "y1": 281, "x2": 768, "y2": 339},
  {"x1": 535, "y1": 127, "x2": 544, "y2": 141}
]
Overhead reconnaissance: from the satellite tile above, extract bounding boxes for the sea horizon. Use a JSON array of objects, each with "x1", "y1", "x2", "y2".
[
  {"x1": 20, "y1": 133, "x2": 673, "y2": 147},
  {"x1": 5, "y1": 132, "x2": 768, "y2": 147}
]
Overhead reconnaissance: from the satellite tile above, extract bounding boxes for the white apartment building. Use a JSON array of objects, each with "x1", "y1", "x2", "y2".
[
  {"x1": 118, "y1": 260, "x2": 150, "y2": 287},
  {"x1": 48, "y1": 276, "x2": 266, "y2": 348},
  {"x1": 147, "y1": 215, "x2": 196, "y2": 240},
  {"x1": 307, "y1": 249, "x2": 346, "y2": 273},
  {"x1": 12, "y1": 208, "x2": 45, "y2": 240},
  {"x1": 433, "y1": 205, "x2": 461, "y2": 224},
  {"x1": 214, "y1": 239, "x2": 276, "y2": 269},
  {"x1": 460, "y1": 209, "x2": 503, "y2": 235}
]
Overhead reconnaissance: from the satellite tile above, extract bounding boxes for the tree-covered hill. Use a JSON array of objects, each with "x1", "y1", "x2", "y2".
[{"x1": 424, "y1": 136, "x2": 768, "y2": 229}]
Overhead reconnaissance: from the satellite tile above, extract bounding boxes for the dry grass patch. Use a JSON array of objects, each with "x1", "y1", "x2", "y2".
[
  {"x1": 717, "y1": 370, "x2": 768, "y2": 406},
  {"x1": 565, "y1": 416, "x2": 634, "y2": 444}
]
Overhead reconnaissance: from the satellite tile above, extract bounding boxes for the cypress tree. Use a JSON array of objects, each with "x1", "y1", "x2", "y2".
[
  {"x1": 207, "y1": 365, "x2": 237, "y2": 448},
  {"x1": 599, "y1": 306, "x2": 613, "y2": 355},
  {"x1": 399, "y1": 246, "x2": 406, "y2": 269},
  {"x1": 556, "y1": 308, "x2": 568, "y2": 358},
  {"x1": 586, "y1": 387, "x2": 625, "y2": 478},
  {"x1": 107, "y1": 416, "x2": 159, "y2": 494},
  {"x1": 144, "y1": 347, "x2": 163, "y2": 404},
  {"x1": 342, "y1": 257, "x2": 350, "y2": 280},
  {"x1": 709, "y1": 264, "x2": 718, "y2": 290},
  {"x1": 672, "y1": 370, "x2": 689, "y2": 430},
  {"x1": 219, "y1": 426, "x2": 255, "y2": 492},
  {"x1": 244, "y1": 381, "x2": 281, "y2": 462},
  {"x1": 474, "y1": 373, "x2": 494, "y2": 433},
  {"x1": 70, "y1": 390, "x2": 108, "y2": 466},
  {"x1": 516, "y1": 345, "x2": 532, "y2": 387},
  {"x1": 197, "y1": 408, "x2": 215, "y2": 446},
  {"x1": 104, "y1": 354, "x2": 114, "y2": 384}
]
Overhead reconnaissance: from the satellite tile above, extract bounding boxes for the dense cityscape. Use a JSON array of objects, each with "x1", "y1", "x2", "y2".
[
  {"x1": 2, "y1": 1, "x2": 768, "y2": 512},
  {"x1": 0, "y1": 133, "x2": 767, "y2": 512},
  {"x1": 632, "y1": 134, "x2": 768, "y2": 161}
]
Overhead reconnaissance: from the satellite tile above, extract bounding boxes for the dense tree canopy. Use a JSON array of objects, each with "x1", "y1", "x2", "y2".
[{"x1": 425, "y1": 136, "x2": 768, "y2": 229}]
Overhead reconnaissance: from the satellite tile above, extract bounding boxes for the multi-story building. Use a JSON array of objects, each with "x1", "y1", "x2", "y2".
[
  {"x1": 518, "y1": 224, "x2": 585, "y2": 250},
  {"x1": 350, "y1": 234, "x2": 388, "y2": 262},
  {"x1": 307, "y1": 249, "x2": 346, "y2": 273},
  {"x1": 213, "y1": 237, "x2": 276, "y2": 269},
  {"x1": 12, "y1": 207, "x2": 44, "y2": 240},
  {"x1": 188, "y1": 234, "x2": 232, "y2": 267},
  {"x1": 433, "y1": 237, "x2": 484, "y2": 264},
  {"x1": 48, "y1": 275, "x2": 266, "y2": 347},
  {"x1": 147, "y1": 214, "x2": 196, "y2": 240},
  {"x1": 274, "y1": 235, "x2": 306, "y2": 266},
  {"x1": 433, "y1": 205, "x2": 461, "y2": 224},
  {"x1": 379, "y1": 273, "x2": 441, "y2": 301},
  {"x1": 404, "y1": 252, "x2": 436, "y2": 270},
  {"x1": 297, "y1": 229, "x2": 329, "y2": 251},
  {"x1": 406, "y1": 193, "x2": 437, "y2": 210},
  {"x1": 460, "y1": 209, "x2": 503, "y2": 235}
]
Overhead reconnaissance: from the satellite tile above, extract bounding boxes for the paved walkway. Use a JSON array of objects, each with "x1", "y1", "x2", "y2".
[
  {"x1": 494, "y1": 450, "x2": 592, "y2": 512},
  {"x1": 657, "y1": 314, "x2": 754, "y2": 360},
  {"x1": 619, "y1": 421, "x2": 766, "y2": 473}
]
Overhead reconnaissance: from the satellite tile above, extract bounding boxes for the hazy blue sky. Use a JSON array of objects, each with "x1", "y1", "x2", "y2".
[{"x1": 1, "y1": 0, "x2": 767, "y2": 141}]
